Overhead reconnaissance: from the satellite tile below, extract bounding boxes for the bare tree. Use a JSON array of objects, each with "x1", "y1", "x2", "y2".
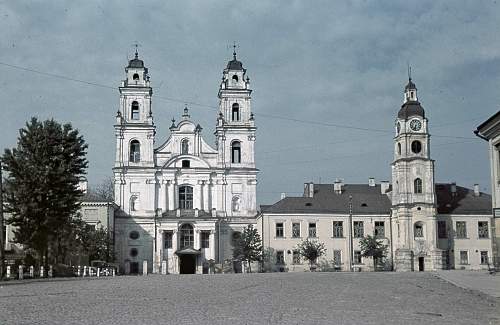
[{"x1": 88, "y1": 177, "x2": 114, "y2": 201}]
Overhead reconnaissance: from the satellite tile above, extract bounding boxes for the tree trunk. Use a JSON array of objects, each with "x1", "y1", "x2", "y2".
[{"x1": 373, "y1": 257, "x2": 377, "y2": 272}]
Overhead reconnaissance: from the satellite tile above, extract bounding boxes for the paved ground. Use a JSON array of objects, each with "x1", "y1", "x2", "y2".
[
  {"x1": 1, "y1": 272, "x2": 499, "y2": 325},
  {"x1": 436, "y1": 270, "x2": 500, "y2": 298}
]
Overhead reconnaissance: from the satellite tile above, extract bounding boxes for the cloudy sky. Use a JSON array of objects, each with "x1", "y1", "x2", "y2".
[{"x1": 1, "y1": 1, "x2": 499, "y2": 204}]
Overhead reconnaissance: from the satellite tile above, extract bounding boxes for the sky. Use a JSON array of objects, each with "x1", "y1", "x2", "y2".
[{"x1": 0, "y1": 1, "x2": 499, "y2": 205}]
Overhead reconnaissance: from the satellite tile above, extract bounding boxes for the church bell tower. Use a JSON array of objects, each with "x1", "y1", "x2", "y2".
[{"x1": 391, "y1": 77, "x2": 442, "y2": 271}]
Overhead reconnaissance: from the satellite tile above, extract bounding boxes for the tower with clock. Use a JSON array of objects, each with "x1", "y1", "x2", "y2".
[{"x1": 391, "y1": 78, "x2": 443, "y2": 271}]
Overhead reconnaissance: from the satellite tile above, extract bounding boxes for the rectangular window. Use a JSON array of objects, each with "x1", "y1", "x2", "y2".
[
  {"x1": 374, "y1": 221, "x2": 385, "y2": 238},
  {"x1": 478, "y1": 222, "x2": 488, "y2": 238},
  {"x1": 276, "y1": 251, "x2": 285, "y2": 265},
  {"x1": 276, "y1": 223, "x2": 284, "y2": 238},
  {"x1": 460, "y1": 251, "x2": 468, "y2": 265},
  {"x1": 201, "y1": 231, "x2": 210, "y2": 249},
  {"x1": 437, "y1": 220, "x2": 447, "y2": 239},
  {"x1": 164, "y1": 231, "x2": 173, "y2": 249},
  {"x1": 332, "y1": 221, "x2": 343, "y2": 238},
  {"x1": 308, "y1": 222, "x2": 316, "y2": 238},
  {"x1": 333, "y1": 250, "x2": 342, "y2": 266},
  {"x1": 456, "y1": 221, "x2": 467, "y2": 238},
  {"x1": 480, "y1": 251, "x2": 489, "y2": 265},
  {"x1": 353, "y1": 221, "x2": 364, "y2": 238},
  {"x1": 292, "y1": 250, "x2": 301, "y2": 264},
  {"x1": 292, "y1": 222, "x2": 301, "y2": 238},
  {"x1": 354, "y1": 250, "x2": 362, "y2": 264}
]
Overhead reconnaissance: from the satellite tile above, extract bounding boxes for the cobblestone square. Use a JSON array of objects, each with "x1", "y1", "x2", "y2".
[{"x1": 1, "y1": 272, "x2": 499, "y2": 324}]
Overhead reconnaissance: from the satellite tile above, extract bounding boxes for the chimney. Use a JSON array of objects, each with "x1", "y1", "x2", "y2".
[
  {"x1": 334, "y1": 179, "x2": 344, "y2": 194},
  {"x1": 281, "y1": 192, "x2": 286, "y2": 200},
  {"x1": 473, "y1": 184, "x2": 480, "y2": 197},
  {"x1": 451, "y1": 182, "x2": 457, "y2": 196},
  {"x1": 309, "y1": 182, "x2": 314, "y2": 198},
  {"x1": 368, "y1": 177, "x2": 376, "y2": 187},
  {"x1": 380, "y1": 181, "x2": 390, "y2": 194}
]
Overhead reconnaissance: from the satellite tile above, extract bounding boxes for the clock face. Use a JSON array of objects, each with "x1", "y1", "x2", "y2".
[
  {"x1": 396, "y1": 122, "x2": 401, "y2": 134},
  {"x1": 410, "y1": 119, "x2": 422, "y2": 131}
]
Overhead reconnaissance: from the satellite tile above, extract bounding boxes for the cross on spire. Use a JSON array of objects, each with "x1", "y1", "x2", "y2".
[
  {"x1": 232, "y1": 41, "x2": 238, "y2": 59},
  {"x1": 132, "y1": 41, "x2": 141, "y2": 58},
  {"x1": 407, "y1": 63, "x2": 412, "y2": 81}
]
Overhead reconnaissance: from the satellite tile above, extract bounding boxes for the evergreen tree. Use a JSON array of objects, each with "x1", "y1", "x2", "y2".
[
  {"x1": 2, "y1": 118, "x2": 88, "y2": 266},
  {"x1": 296, "y1": 239, "x2": 326, "y2": 271},
  {"x1": 232, "y1": 225, "x2": 263, "y2": 273},
  {"x1": 359, "y1": 235, "x2": 388, "y2": 271}
]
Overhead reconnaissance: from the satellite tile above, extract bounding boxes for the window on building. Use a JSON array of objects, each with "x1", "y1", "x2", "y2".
[
  {"x1": 276, "y1": 251, "x2": 285, "y2": 265},
  {"x1": 179, "y1": 186, "x2": 193, "y2": 209},
  {"x1": 129, "y1": 231, "x2": 140, "y2": 240},
  {"x1": 231, "y1": 141, "x2": 241, "y2": 164},
  {"x1": 232, "y1": 103, "x2": 240, "y2": 121},
  {"x1": 459, "y1": 251, "x2": 468, "y2": 265},
  {"x1": 353, "y1": 221, "x2": 364, "y2": 238},
  {"x1": 333, "y1": 221, "x2": 343, "y2": 238},
  {"x1": 292, "y1": 250, "x2": 301, "y2": 264},
  {"x1": 333, "y1": 250, "x2": 342, "y2": 266},
  {"x1": 201, "y1": 231, "x2": 210, "y2": 248},
  {"x1": 231, "y1": 231, "x2": 242, "y2": 246},
  {"x1": 411, "y1": 140, "x2": 422, "y2": 154},
  {"x1": 129, "y1": 140, "x2": 140, "y2": 162},
  {"x1": 437, "y1": 220, "x2": 447, "y2": 239},
  {"x1": 354, "y1": 251, "x2": 362, "y2": 264},
  {"x1": 130, "y1": 195, "x2": 139, "y2": 211},
  {"x1": 182, "y1": 160, "x2": 190, "y2": 168},
  {"x1": 478, "y1": 221, "x2": 489, "y2": 238},
  {"x1": 131, "y1": 101, "x2": 139, "y2": 120},
  {"x1": 232, "y1": 196, "x2": 240, "y2": 212},
  {"x1": 397, "y1": 142, "x2": 401, "y2": 155},
  {"x1": 374, "y1": 221, "x2": 385, "y2": 238},
  {"x1": 181, "y1": 139, "x2": 189, "y2": 155},
  {"x1": 180, "y1": 224, "x2": 194, "y2": 248},
  {"x1": 275, "y1": 222, "x2": 284, "y2": 238},
  {"x1": 414, "y1": 178, "x2": 422, "y2": 194},
  {"x1": 480, "y1": 251, "x2": 489, "y2": 265},
  {"x1": 292, "y1": 223, "x2": 301, "y2": 238},
  {"x1": 130, "y1": 248, "x2": 138, "y2": 257},
  {"x1": 133, "y1": 73, "x2": 140, "y2": 81},
  {"x1": 308, "y1": 222, "x2": 317, "y2": 238},
  {"x1": 164, "y1": 231, "x2": 173, "y2": 249},
  {"x1": 232, "y1": 74, "x2": 238, "y2": 82},
  {"x1": 456, "y1": 221, "x2": 467, "y2": 238},
  {"x1": 414, "y1": 222, "x2": 424, "y2": 238}
]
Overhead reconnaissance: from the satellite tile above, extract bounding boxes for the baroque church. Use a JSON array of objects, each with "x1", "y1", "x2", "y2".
[
  {"x1": 108, "y1": 50, "x2": 493, "y2": 275},
  {"x1": 112, "y1": 50, "x2": 258, "y2": 274}
]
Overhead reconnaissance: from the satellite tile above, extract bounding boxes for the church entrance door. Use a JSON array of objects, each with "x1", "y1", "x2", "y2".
[
  {"x1": 179, "y1": 255, "x2": 196, "y2": 274},
  {"x1": 418, "y1": 257, "x2": 425, "y2": 271}
]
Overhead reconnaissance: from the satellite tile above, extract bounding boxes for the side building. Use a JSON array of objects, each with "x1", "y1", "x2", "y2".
[{"x1": 475, "y1": 110, "x2": 500, "y2": 266}]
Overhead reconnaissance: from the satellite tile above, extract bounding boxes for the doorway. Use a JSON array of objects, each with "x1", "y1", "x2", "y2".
[
  {"x1": 130, "y1": 262, "x2": 139, "y2": 275},
  {"x1": 418, "y1": 257, "x2": 425, "y2": 271},
  {"x1": 179, "y1": 255, "x2": 196, "y2": 274}
]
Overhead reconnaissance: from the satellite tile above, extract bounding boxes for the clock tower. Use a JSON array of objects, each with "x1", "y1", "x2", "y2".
[{"x1": 391, "y1": 78, "x2": 442, "y2": 271}]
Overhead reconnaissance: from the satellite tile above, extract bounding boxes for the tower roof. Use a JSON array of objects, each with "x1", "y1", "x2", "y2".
[
  {"x1": 405, "y1": 78, "x2": 417, "y2": 91},
  {"x1": 398, "y1": 101, "x2": 425, "y2": 119},
  {"x1": 226, "y1": 49, "x2": 244, "y2": 71},
  {"x1": 128, "y1": 52, "x2": 145, "y2": 69}
]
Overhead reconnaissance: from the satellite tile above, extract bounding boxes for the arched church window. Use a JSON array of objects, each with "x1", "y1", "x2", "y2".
[
  {"x1": 231, "y1": 141, "x2": 241, "y2": 164},
  {"x1": 232, "y1": 74, "x2": 238, "y2": 82},
  {"x1": 181, "y1": 139, "x2": 189, "y2": 155},
  {"x1": 232, "y1": 103, "x2": 240, "y2": 121},
  {"x1": 414, "y1": 222, "x2": 424, "y2": 238},
  {"x1": 414, "y1": 178, "x2": 423, "y2": 194},
  {"x1": 180, "y1": 224, "x2": 194, "y2": 248},
  {"x1": 397, "y1": 143, "x2": 401, "y2": 155},
  {"x1": 131, "y1": 101, "x2": 140, "y2": 120},
  {"x1": 179, "y1": 186, "x2": 193, "y2": 209},
  {"x1": 129, "y1": 140, "x2": 140, "y2": 163},
  {"x1": 411, "y1": 140, "x2": 422, "y2": 154},
  {"x1": 133, "y1": 73, "x2": 140, "y2": 81},
  {"x1": 232, "y1": 196, "x2": 240, "y2": 212}
]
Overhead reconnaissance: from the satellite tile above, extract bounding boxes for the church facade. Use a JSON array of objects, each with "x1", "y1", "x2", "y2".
[{"x1": 112, "y1": 51, "x2": 258, "y2": 274}]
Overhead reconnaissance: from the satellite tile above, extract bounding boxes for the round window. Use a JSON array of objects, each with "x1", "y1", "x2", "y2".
[
  {"x1": 129, "y1": 231, "x2": 140, "y2": 240},
  {"x1": 231, "y1": 231, "x2": 242, "y2": 246},
  {"x1": 411, "y1": 140, "x2": 422, "y2": 154},
  {"x1": 130, "y1": 248, "x2": 138, "y2": 257}
]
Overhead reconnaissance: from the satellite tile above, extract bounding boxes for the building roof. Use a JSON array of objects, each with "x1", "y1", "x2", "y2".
[
  {"x1": 435, "y1": 183, "x2": 492, "y2": 215},
  {"x1": 262, "y1": 183, "x2": 491, "y2": 216},
  {"x1": 398, "y1": 101, "x2": 425, "y2": 119},
  {"x1": 263, "y1": 184, "x2": 392, "y2": 215},
  {"x1": 127, "y1": 52, "x2": 145, "y2": 69},
  {"x1": 80, "y1": 192, "x2": 113, "y2": 203},
  {"x1": 475, "y1": 110, "x2": 500, "y2": 140},
  {"x1": 227, "y1": 52, "x2": 244, "y2": 71},
  {"x1": 405, "y1": 78, "x2": 417, "y2": 91}
]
